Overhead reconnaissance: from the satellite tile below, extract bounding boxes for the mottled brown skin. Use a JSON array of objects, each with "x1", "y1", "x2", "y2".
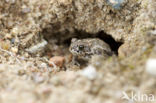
[{"x1": 69, "y1": 38, "x2": 112, "y2": 65}]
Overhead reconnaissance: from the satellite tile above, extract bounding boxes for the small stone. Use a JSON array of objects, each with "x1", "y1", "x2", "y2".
[
  {"x1": 11, "y1": 47, "x2": 18, "y2": 53},
  {"x1": 40, "y1": 63, "x2": 47, "y2": 68},
  {"x1": 11, "y1": 27, "x2": 19, "y2": 35},
  {"x1": 33, "y1": 73, "x2": 44, "y2": 83},
  {"x1": 49, "y1": 56, "x2": 65, "y2": 68},
  {"x1": 18, "y1": 69, "x2": 26, "y2": 76},
  {"x1": 5, "y1": 0, "x2": 15, "y2": 4},
  {"x1": 25, "y1": 39, "x2": 47, "y2": 54},
  {"x1": 147, "y1": 29, "x2": 156, "y2": 45},
  {"x1": 0, "y1": 40, "x2": 11, "y2": 50},
  {"x1": 107, "y1": 0, "x2": 125, "y2": 9},
  {"x1": 146, "y1": 58, "x2": 156, "y2": 76},
  {"x1": 11, "y1": 38, "x2": 15, "y2": 44},
  {"x1": 24, "y1": 52, "x2": 29, "y2": 57},
  {"x1": 51, "y1": 76, "x2": 62, "y2": 86},
  {"x1": 59, "y1": 0, "x2": 72, "y2": 5},
  {"x1": 22, "y1": 6, "x2": 31, "y2": 13},
  {"x1": 150, "y1": 30, "x2": 156, "y2": 35},
  {"x1": 5, "y1": 33, "x2": 12, "y2": 39},
  {"x1": 80, "y1": 65, "x2": 97, "y2": 80},
  {"x1": 41, "y1": 87, "x2": 52, "y2": 95}
]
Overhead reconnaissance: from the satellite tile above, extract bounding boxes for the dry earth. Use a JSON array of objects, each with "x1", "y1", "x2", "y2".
[{"x1": 0, "y1": 0, "x2": 156, "y2": 103}]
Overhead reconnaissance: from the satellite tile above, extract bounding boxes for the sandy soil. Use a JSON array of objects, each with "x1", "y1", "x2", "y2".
[{"x1": 0, "y1": 0, "x2": 156, "y2": 103}]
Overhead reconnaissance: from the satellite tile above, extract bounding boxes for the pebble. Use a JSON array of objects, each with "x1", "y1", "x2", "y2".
[
  {"x1": 5, "y1": 0, "x2": 15, "y2": 4},
  {"x1": 49, "y1": 56, "x2": 65, "y2": 68},
  {"x1": 22, "y1": 5, "x2": 31, "y2": 13},
  {"x1": 40, "y1": 63, "x2": 47, "y2": 68},
  {"x1": 25, "y1": 39, "x2": 47, "y2": 54},
  {"x1": 0, "y1": 40, "x2": 11, "y2": 50},
  {"x1": 107, "y1": 0, "x2": 125, "y2": 9},
  {"x1": 5, "y1": 33, "x2": 12, "y2": 39},
  {"x1": 11, "y1": 47, "x2": 18, "y2": 53},
  {"x1": 33, "y1": 73, "x2": 44, "y2": 83},
  {"x1": 150, "y1": 30, "x2": 156, "y2": 35},
  {"x1": 80, "y1": 65, "x2": 97, "y2": 80},
  {"x1": 146, "y1": 58, "x2": 156, "y2": 76},
  {"x1": 11, "y1": 27, "x2": 19, "y2": 35},
  {"x1": 11, "y1": 38, "x2": 15, "y2": 44},
  {"x1": 40, "y1": 87, "x2": 52, "y2": 95}
]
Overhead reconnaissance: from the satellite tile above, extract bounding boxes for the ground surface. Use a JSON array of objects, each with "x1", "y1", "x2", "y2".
[{"x1": 0, "y1": 0, "x2": 156, "y2": 103}]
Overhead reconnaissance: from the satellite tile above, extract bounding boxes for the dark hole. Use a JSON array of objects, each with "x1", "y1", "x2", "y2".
[
  {"x1": 96, "y1": 31, "x2": 123, "y2": 55},
  {"x1": 43, "y1": 29, "x2": 123, "y2": 55},
  {"x1": 62, "y1": 29, "x2": 95, "y2": 46}
]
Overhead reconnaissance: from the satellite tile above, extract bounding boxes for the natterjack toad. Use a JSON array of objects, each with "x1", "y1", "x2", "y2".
[{"x1": 69, "y1": 38, "x2": 112, "y2": 65}]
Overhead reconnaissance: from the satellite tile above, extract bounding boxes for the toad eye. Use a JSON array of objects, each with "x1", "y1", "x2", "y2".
[{"x1": 79, "y1": 45, "x2": 84, "y2": 50}]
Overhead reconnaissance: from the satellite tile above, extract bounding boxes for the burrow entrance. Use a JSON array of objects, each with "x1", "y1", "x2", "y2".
[
  {"x1": 43, "y1": 30, "x2": 123, "y2": 56},
  {"x1": 96, "y1": 31, "x2": 123, "y2": 55}
]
